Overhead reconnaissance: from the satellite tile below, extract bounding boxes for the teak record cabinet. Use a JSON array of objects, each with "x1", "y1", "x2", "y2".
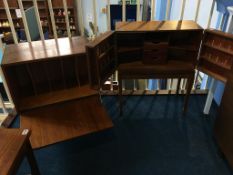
[{"x1": 1, "y1": 36, "x2": 114, "y2": 149}]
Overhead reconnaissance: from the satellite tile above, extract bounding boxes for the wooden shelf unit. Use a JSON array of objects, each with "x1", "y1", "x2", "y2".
[
  {"x1": 1, "y1": 36, "x2": 90, "y2": 113},
  {"x1": 115, "y1": 30, "x2": 202, "y2": 65},
  {"x1": 0, "y1": 0, "x2": 78, "y2": 40},
  {"x1": 0, "y1": 1, "x2": 20, "y2": 43},
  {"x1": 198, "y1": 29, "x2": 233, "y2": 81}
]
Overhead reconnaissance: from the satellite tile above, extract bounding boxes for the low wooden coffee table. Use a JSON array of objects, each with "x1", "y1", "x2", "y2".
[{"x1": 0, "y1": 129, "x2": 40, "y2": 175}]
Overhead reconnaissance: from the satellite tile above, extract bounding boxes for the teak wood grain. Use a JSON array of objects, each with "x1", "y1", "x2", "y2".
[
  {"x1": 115, "y1": 20, "x2": 203, "y2": 31},
  {"x1": 19, "y1": 85, "x2": 98, "y2": 112},
  {"x1": 0, "y1": 129, "x2": 40, "y2": 175},
  {"x1": 2, "y1": 36, "x2": 88, "y2": 66},
  {"x1": 214, "y1": 74, "x2": 233, "y2": 169},
  {"x1": 20, "y1": 95, "x2": 113, "y2": 149}
]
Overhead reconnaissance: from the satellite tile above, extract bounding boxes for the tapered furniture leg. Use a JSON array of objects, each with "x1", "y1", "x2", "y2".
[
  {"x1": 118, "y1": 75, "x2": 123, "y2": 116},
  {"x1": 183, "y1": 74, "x2": 194, "y2": 114},
  {"x1": 0, "y1": 129, "x2": 41, "y2": 175},
  {"x1": 176, "y1": 78, "x2": 181, "y2": 95},
  {"x1": 26, "y1": 140, "x2": 41, "y2": 175}
]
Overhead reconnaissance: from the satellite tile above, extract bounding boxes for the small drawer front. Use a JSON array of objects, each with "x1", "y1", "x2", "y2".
[{"x1": 143, "y1": 42, "x2": 168, "y2": 64}]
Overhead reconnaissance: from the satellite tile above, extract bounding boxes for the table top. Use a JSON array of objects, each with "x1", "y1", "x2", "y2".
[
  {"x1": 2, "y1": 36, "x2": 88, "y2": 66},
  {"x1": 116, "y1": 20, "x2": 203, "y2": 32},
  {"x1": 0, "y1": 129, "x2": 30, "y2": 175}
]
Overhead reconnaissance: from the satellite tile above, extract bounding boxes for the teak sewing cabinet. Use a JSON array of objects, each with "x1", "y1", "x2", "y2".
[
  {"x1": 87, "y1": 20, "x2": 233, "y2": 114},
  {"x1": 86, "y1": 20, "x2": 233, "y2": 169}
]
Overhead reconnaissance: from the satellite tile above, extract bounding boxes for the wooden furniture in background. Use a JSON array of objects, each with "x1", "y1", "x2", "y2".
[
  {"x1": 0, "y1": 0, "x2": 20, "y2": 44},
  {"x1": 22, "y1": 0, "x2": 51, "y2": 34},
  {"x1": 1, "y1": 36, "x2": 114, "y2": 148},
  {"x1": 0, "y1": 129, "x2": 40, "y2": 175},
  {"x1": 0, "y1": 0, "x2": 79, "y2": 39}
]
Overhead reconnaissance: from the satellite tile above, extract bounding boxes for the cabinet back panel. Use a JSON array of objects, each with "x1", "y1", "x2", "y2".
[
  {"x1": 62, "y1": 57, "x2": 78, "y2": 88},
  {"x1": 13, "y1": 65, "x2": 35, "y2": 97},
  {"x1": 28, "y1": 62, "x2": 51, "y2": 94},
  {"x1": 76, "y1": 55, "x2": 89, "y2": 86},
  {"x1": 44, "y1": 60, "x2": 64, "y2": 91}
]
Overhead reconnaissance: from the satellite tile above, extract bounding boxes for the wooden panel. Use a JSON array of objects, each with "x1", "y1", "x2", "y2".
[
  {"x1": 214, "y1": 74, "x2": 233, "y2": 169},
  {"x1": 2, "y1": 36, "x2": 88, "y2": 65},
  {"x1": 21, "y1": 95, "x2": 114, "y2": 149},
  {"x1": 116, "y1": 32, "x2": 144, "y2": 64},
  {"x1": 86, "y1": 31, "x2": 117, "y2": 89},
  {"x1": 116, "y1": 20, "x2": 203, "y2": 32},
  {"x1": 198, "y1": 29, "x2": 233, "y2": 82},
  {"x1": 19, "y1": 85, "x2": 98, "y2": 112},
  {"x1": 0, "y1": 129, "x2": 30, "y2": 175}
]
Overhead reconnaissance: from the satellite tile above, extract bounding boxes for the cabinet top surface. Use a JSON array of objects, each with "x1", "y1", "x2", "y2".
[
  {"x1": 116, "y1": 20, "x2": 203, "y2": 31},
  {"x1": 0, "y1": 129, "x2": 30, "y2": 174},
  {"x1": 2, "y1": 36, "x2": 88, "y2": 65}
]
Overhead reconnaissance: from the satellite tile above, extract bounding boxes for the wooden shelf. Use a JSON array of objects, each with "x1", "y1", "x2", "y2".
[
  {"x1": 99, "y1": 46, "x2": 114, "y2": 59},
  {"x1": 198, "y1": 66, "x2": 227, "y2": 83},
  {"x1": 19, "y1": 85, "x2": 98, "y2": 112},
  {"x1": 204, "y1": 43, "x2": 233, "y2": 56},
  {"x1": 53, "y1": 7, "x2": 74, "y2": 9},
  {"x1": 21, "y1": 95, "x2": 113, "y2": 149},
  {"x1": 0, "y1": 26, "x2": 20, "y2": 29},
  {"x1": 57, "y1": 28, "x2": 76, "y2": 31},
  {"x1": 118, "y1": 47, "x2": 142, "y2": 54},
  {"x1": 54, "y1": 15, "x2": 74, "y2": 18},
  {"x1": 200, "y1": 56, "x2": 231, "y2": 70},
  {"x1": 56, "y1": 21, "x2": 75, "y2": 24},
  {"x1": 0, "y1": 17, "x2": 19, "y2": 20},
  {"x1": 169, "y1": 45, "x2": 198, "y2": 52}
]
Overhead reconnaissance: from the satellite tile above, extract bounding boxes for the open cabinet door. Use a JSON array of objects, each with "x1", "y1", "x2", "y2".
[
  {"x1": 197, "y1": 29, "x2": 233, "y2": 83},
  {"x1": 198, "y1": 29, "x2": 233, "y2": 168},
  {"x1": 86, "y1": 31, "x2": 117, "y2": 89},
  {"x1": 214, "y1": 74, "x2": 233, "y2": 169}
]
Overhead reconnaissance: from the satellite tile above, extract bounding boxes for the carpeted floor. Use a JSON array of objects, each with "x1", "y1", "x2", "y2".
[{"x1": 11, "y1": 95, "x2": 233, "y2": 175}]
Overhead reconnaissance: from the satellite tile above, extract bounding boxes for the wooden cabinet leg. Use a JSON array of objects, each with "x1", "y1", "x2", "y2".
[
  {"x1": 25, "y1": 141, "x2": 41, "y2": 175},
  {"x1": 183, "y1": 75, "x2": 194, "y2": 115},
  {"x1": 118, "y1": 76, "x2": 123, "y2": 116},
  {"x1": 176, "y1": 78, "x2": 181, "y2": 95}
]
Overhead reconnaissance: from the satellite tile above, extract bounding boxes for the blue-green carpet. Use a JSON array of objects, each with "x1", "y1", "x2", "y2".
[{"x1": 11, "y1": 95, "x2": 233, "y2": 175}]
